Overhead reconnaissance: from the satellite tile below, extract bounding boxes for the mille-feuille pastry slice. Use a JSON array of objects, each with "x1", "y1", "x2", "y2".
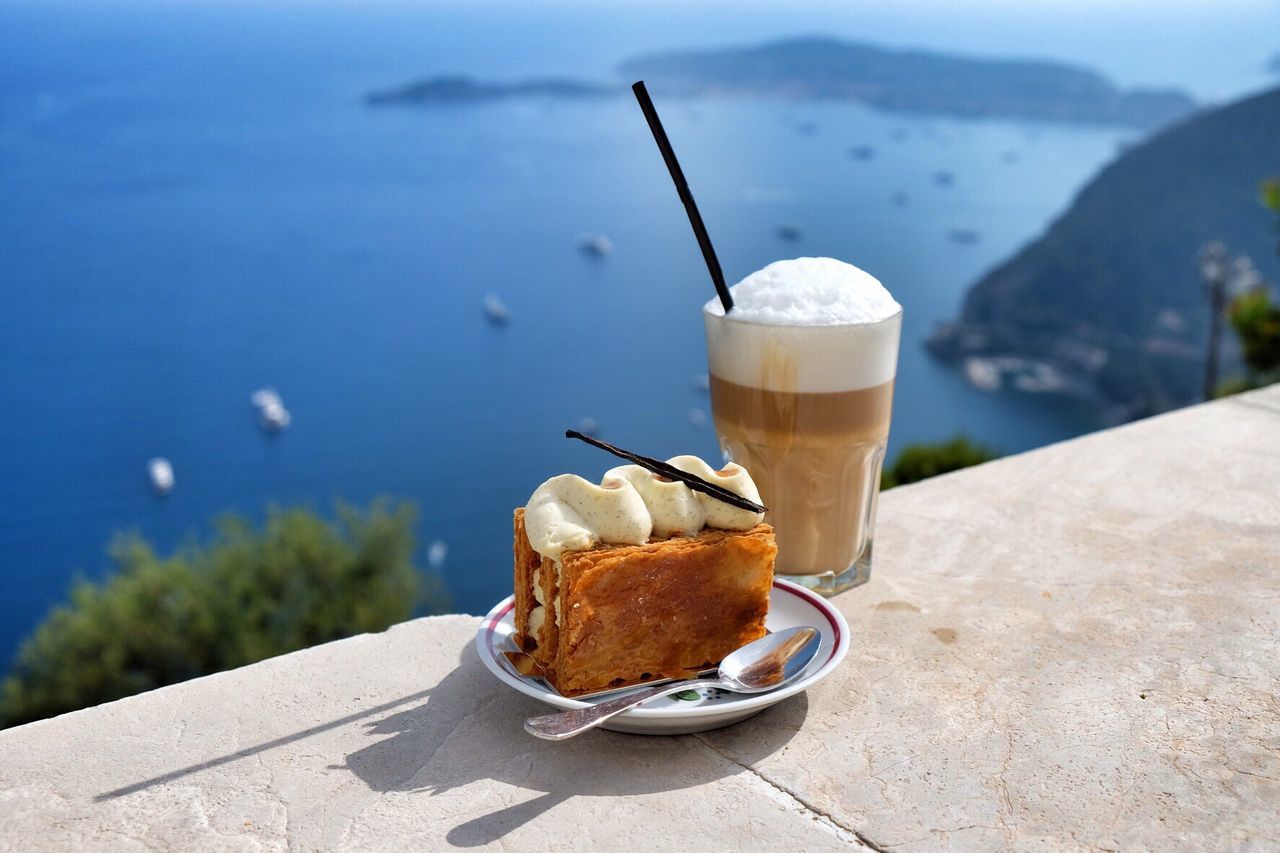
[{"x1": 513, "y1": 454, "x2": 775, "y2": 697}]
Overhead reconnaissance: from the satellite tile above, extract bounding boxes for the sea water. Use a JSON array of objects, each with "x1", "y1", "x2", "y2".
[{"x1": 2, "y1": 0, "x2": 1276, "y2": 665}]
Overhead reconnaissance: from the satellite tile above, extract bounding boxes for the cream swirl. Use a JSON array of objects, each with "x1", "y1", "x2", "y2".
[
  {"x1": 523, "y1": 474, "x2": 652, "y2": 560},
  {"x1": 666, "y1": 456, "x2": 765, "y2": 530},
  {"x1": 605, "y1": 465, "x2": 704, "y2": 538},
  {"x1": 523, "y1": 457, "x2": 764, "y2": 560}
]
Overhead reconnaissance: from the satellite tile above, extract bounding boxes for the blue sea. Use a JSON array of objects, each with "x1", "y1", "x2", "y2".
[{"x1": 2, "y1": 0, "x2": 1278, "y2": 665}]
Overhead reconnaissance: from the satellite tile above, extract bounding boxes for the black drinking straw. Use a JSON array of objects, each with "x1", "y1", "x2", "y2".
[{"x1": 632, "y1": 80, "x2": 734, "y2": 313}]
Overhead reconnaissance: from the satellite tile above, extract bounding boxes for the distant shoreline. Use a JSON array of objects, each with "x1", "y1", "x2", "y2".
[
  {"x1": 365, "y1": 76, "x2": 618, "y2": 106},
  {"x1": 367, "y1": 36, "x2": 1197, "y2": 130}
]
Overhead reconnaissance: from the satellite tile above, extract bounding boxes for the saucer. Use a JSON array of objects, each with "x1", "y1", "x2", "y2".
[{"x1": 476, "y1": 578, "x2": 850, "y2": 735}]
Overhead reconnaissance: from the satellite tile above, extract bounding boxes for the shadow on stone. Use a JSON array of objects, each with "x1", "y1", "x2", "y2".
[
  {"x1": 94, "y1": 687, "x2": 436, "y2": 801},
  {"x1": 446, "y1": 792, "x2": 569, "y2": 847},
  {"x1": 93, "y1": 634, "x2": 805, "y2": 846},
  {"x1": 340, "y1": 641, "x2": 807, "y2": 847}
]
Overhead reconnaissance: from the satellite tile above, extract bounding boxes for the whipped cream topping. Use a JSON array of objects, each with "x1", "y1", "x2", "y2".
[
  {"x1": 523, "y1": 457, "x2": 764, "y2": 561},
  {"x1": 523, "y1": 474, "x2": 651, "y2": 560},
  {"x1": 667, "y1": 456, "x2": 764, "y2": 530},
  {"x1": 605, "y1": 466, "x2": 702, "y2": 539}
]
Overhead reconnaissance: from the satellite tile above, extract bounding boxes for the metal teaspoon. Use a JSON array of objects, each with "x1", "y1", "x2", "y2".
[{"x1": 523, "y1": 626, "x2": 822, "y2": 741}]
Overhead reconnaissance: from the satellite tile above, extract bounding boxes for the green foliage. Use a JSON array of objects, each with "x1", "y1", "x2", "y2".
[
  {"x1": 1, "y1": 500, "x2": 446, "y2": 728},
  {"x1": 1213, "y1": 376, "x2": 1266, "y2": 398},
  {"x1": 1265, "y1": 177, "x2": 1280, "y2": 257},
  {"x1": 1262, "y1": 178, "x2": 1280, "y2": 216},
  {"x1": 882, "y1": 436, "x2": 1000, "y2": 489},
  {"x1": 1228, "y1": 288, "x2": 1280, "y2": 378},
  {"x1": 1219, "y1": 177, "x2": 1280, "y2": 395}
]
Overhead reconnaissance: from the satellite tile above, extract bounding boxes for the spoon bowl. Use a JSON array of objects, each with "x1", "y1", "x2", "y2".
[{"x1": 719, "y1": 626, "x2": 823, "y2": 693}]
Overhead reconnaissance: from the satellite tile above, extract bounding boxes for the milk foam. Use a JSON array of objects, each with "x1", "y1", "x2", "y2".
[
  {"x1": 703, "y1": 258, "x2": 902, "y2": 393},
  {"x1": 705, "y1": 257, "x2": 900, "y2": 326}
]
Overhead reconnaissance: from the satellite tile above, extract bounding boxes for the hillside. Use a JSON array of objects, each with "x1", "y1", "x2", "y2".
[
  {"x1": 367, "y1": 37, "x2": 1195, "y2": 129},
  {"x1": 928, "y1": 86, "x2": 1280, "y2": 420},
  {"x1": 617, "y1": 37, "x2": 1195, "y2": 128}
]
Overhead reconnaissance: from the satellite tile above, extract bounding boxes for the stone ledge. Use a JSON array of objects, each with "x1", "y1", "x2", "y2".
[{"x1": 3, "y1": 387, "x2": 1279, "y2": 851}]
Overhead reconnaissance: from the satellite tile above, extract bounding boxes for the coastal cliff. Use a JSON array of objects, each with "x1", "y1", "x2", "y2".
[{"x1": 928, "y1": 86, "x2": 1280, "y2": 421}]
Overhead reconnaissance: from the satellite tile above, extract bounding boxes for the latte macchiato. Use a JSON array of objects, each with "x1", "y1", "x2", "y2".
[{"x1": 703, "y1": 257, "x2": 901, "y2": 593}]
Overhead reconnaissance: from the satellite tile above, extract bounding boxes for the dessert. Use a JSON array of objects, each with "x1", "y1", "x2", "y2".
[{"x1": 513, "y1": 452, "x2": 776, "y2": 697}]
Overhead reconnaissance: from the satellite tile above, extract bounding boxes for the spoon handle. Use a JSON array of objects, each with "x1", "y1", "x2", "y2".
[{"x1": 524, "y1": 677, "x2": 723, "y2": 740}]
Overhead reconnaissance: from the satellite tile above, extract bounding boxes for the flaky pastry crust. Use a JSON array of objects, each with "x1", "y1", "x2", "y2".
[{"x1": 513, "y1": 508, "x2": 775, "y2": 696}]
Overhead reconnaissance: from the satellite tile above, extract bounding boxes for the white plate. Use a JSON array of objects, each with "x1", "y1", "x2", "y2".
[{"x1": 476, "y1": 578, "x2": 850, "y2": 735}]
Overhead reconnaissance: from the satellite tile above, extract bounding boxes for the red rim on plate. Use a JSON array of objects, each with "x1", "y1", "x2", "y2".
[{"x1": 477, "y1": 577, "x2": 850, "y2": 717}]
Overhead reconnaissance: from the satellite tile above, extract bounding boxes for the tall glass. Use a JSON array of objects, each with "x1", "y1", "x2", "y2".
[{"x1": 703, "y1": 304, "x2": 901, "y2": 596}]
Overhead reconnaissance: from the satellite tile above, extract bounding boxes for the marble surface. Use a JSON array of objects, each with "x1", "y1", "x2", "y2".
[{"x1": 3, "y1": 387, "x2": 1278, "y2": 851}]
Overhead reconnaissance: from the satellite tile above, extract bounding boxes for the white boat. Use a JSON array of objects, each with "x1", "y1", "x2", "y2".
[
  {"x1": 250, "y1": 388, "x2": 281, "y2": 409},
  {"x1": 251, "y1": 387, "x2": 290, "y2": 432},
  {"x1": 577, "y1": 234, "x2": 614, "y2": 258},
  {"x1": 258, "y1": 399, "x2": 291, "y2": 432},
  {"x1": 427, "y1": 540, "x2": 448, "y2": 570},
  {"x1": 483, "y1": 293, "x2": 511, "y2": 325},
  {"x1": 947, "y1": 227, "x2": 981, "y2": 245},
  {"x1": 148, "y1": 458, "x2": 174, "y2": 495}
]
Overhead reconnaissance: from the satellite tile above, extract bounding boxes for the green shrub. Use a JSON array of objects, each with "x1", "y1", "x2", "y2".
[
  {"x1": 1228, "y1": 288, "x2": 1280, "y2": 379},
  {"x1": 1, "y1": 500, "x2": 446, "y2": 728},
  {"x1": 1262, "y1": 177, "x2": 1280, "y2": 222},
  {"x1": 1218, "y1": 178, "x2": 1280, "y2": 395},
  {"x1": 882, "y1": 436, "x2": 1000, "y2": 489}
]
